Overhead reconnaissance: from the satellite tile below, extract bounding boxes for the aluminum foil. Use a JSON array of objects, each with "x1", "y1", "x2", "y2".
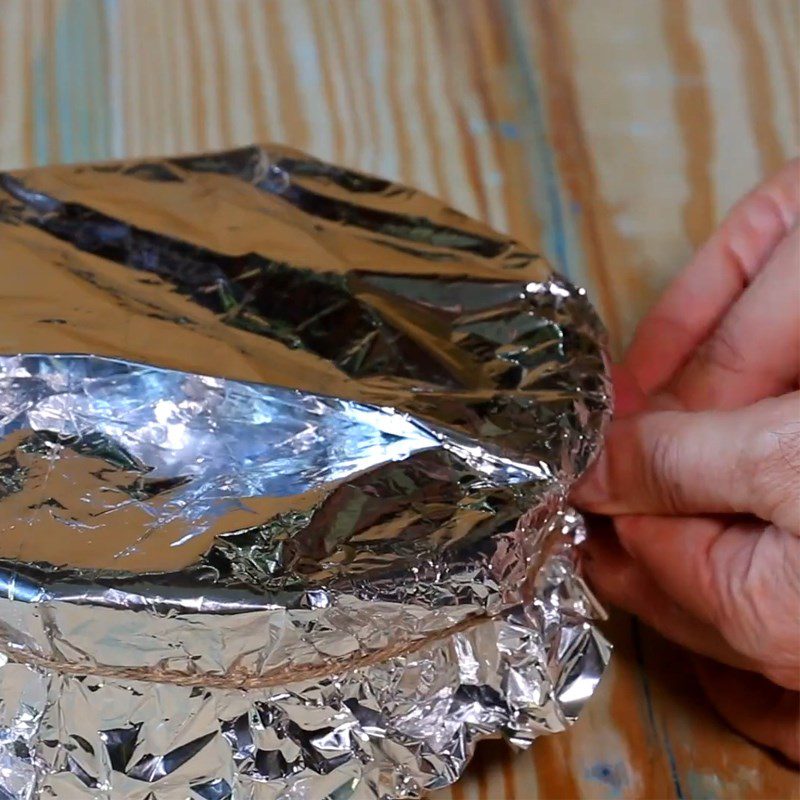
[{"x1": 0, "y1": 145, "x2": 611, "y2": 799}]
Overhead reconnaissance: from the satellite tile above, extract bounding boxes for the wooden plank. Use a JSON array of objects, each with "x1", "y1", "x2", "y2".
[{"x1": 0, "y1": 1, "x2": 797, "y2": 797}]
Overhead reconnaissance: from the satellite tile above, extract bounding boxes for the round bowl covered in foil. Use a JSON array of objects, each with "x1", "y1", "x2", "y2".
[{"x1": 0, "y1": 145, "x2": 611, "y2": 800}]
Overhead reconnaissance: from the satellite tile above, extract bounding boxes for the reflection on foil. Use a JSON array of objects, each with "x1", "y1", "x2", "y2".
[
  {"x1": 0, "y1": 354, "x2": 443, "y2": 569},
  {"x1": 0, "y1": 145, "x2": 611, "y2": 798}
]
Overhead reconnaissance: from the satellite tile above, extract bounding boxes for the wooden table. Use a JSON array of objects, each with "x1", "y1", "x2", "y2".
[{"x1": 0, "y1": 1, "x2": 797, "y2": 797}]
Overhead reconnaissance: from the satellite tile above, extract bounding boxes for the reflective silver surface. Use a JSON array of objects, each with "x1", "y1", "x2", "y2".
[{"x1": 0, "y1": 145, "x2": 611, "y2": 798}]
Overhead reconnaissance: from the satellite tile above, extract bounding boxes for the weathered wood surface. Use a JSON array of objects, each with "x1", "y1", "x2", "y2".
[{"x1": 0, "y1": 1, "x2": 797, "y2": 797}]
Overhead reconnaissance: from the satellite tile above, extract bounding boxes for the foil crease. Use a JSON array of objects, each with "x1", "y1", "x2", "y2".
[{"x1": 0, "y1": 145, "x2": 611, "y2": 798}]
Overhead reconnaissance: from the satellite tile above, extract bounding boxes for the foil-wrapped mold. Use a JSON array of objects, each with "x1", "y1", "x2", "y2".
[{"x1": 0, "y1": 145, "x2": 611, "y2": 798}]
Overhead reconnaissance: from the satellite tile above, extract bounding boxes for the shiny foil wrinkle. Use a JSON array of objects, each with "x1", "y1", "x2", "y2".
[{"x1": 0, "y1": 145, "x2": 612, "y2": 799}]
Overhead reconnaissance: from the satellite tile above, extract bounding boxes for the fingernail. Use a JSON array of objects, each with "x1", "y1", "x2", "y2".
[{"x1": 571, "y1": 451, "x2": 611, "y2": 511}]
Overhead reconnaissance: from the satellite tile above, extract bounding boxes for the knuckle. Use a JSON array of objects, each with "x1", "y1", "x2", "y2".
[
  {"x1": 746, "y1": 421, "x2": 800, "y2": 530},
  {"x1": 708, "y1": 524, "x2": 800, "y2": 677},
  {"x1": 740, "y1": 181, "x2": 793, "y2": 246},
  {"x1": 720, "y1": 179, "x2": 794, "y2": 287},
  {"x1": 645, "y1": 428, "x2": 686, "y2": 513},
  {"x1": 749, "y1": 188, "x2": 791, "y2": 240},
  {"x1": 694, "y1": 323, "x2": 749, "y2": 379}
]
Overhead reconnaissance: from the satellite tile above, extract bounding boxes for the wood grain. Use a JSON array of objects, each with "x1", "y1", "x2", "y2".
[{"x1": 0, "y1": 1, "x2": 798, "y2": 798}]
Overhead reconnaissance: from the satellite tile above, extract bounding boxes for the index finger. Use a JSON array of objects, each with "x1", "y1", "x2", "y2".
[
  {"x1": 573, "y1": 392, "x2": 800, "y2": 533},
  {"x1": 625, "y1": 159, "x2": 800, "y2": 394}
]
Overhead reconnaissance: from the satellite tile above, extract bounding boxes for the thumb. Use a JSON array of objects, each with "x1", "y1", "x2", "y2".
[{"x1": 573, "y1": 392, "x2": 800, "y2": 532}]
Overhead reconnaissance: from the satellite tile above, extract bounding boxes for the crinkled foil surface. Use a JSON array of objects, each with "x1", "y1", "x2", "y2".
[{"x1": 0, "y1": 146, "x2": 611, "y2": 799}]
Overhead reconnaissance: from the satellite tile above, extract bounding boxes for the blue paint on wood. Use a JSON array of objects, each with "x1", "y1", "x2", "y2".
[
  {"x1": 54, "y1": 8, "x2": 76, "y2": 162},
  {"x1": 29, "y1": 0, "x2": 111, "y2": 165},
  {"x1": 585, "y1": 761, "x2": 628, "y2": 798},
  {"x1": 86, "y1": 0, "x2": 112, "y2": 162},
  {"x1": 632, "y1": 619, "x2": 686, "y2": 800},
  {"x1": 32, "y1": 43, "x2": 51, "y2": 165},
  {"x1": 685, "y1": 770, "x2": 722, "y2": 800},
  {"x1": 498, "y1": 121, "x2": 521, "y2": 140},
  {"x1": 501, "y1": 0, "x2": 580, "y2": 279},
  {"x1": 103, "y1": 0, "x2": 125, "y2": 159}
]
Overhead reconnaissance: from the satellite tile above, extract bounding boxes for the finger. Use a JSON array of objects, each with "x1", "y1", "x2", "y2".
[
  {"x1": 694, "y1": 658, "x2": 800, "y2": 763},
  {"x1": 670, "y1": 228, "x2": 800, "y2": 410},
  {"x1": 581, "y1": 523, "x2": 759, "y2": 672},
  {"x1": 613, "y1": 515, "x2": 800, "y2": 690},
  {"x1": 573, "y1": 392, "x2": 800, "y2": 532},
  {"x1": 610, "y1": 362, "x2": 648, "y2": 418},
  {"x1": 626, "y1": 159, "x2": 800, "y2": 394}
]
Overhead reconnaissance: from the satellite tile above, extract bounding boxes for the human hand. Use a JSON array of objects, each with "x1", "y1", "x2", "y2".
[{"x1": 573, "y1": 160, "x2": 800, "y2": 761}]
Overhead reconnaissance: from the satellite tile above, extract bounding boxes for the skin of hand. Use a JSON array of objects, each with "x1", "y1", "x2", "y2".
[{"x1": 572, "y1": 160, "x2": 800, "y2": 762}]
